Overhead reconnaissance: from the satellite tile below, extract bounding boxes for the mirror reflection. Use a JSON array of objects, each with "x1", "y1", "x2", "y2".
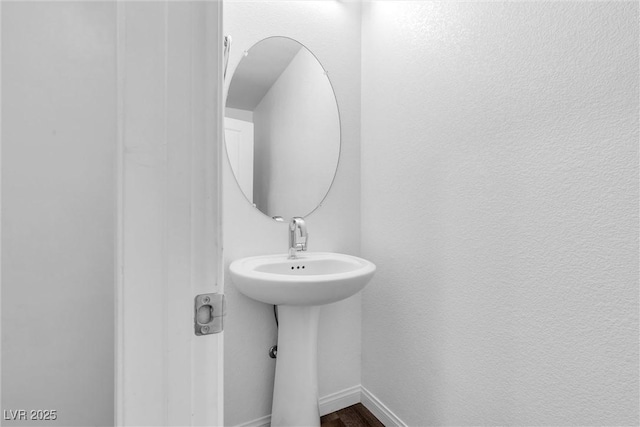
[{"x1": 225, "y1": 37, "x2": 341, "y2": 221}]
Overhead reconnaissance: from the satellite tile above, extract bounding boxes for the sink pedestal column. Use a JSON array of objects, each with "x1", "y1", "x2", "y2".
[{"x1": 271, "y1": 305, "x2": 321, "y2": 427}]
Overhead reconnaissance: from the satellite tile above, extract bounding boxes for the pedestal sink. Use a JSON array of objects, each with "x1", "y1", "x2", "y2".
[{"x1": 229, "y1": 252, "x2": 376, "y2": 427}]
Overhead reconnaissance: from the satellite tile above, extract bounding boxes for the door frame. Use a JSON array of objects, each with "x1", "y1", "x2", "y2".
[{"x1": 115, "y1": 1, "x2": 224, "y2": 425}]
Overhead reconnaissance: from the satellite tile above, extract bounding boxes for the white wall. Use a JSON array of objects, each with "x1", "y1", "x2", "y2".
[
  {"x1": 361, "y1": 2, "x2": 638, "y2": 425},
  {"x1": 223, "y1": 1, "x2": 362, "y2": 425},
  {"x1": 253, "y1": 48, "x2": 340, "y2": 218},
  {"x1": 226, "y1": 107, "x2": 253, "y2": 123},
  {"x1": 2, "y1": 2, "x2": 115, "y2": 425}
]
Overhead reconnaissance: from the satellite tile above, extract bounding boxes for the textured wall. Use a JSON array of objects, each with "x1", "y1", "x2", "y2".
[
  {"x1": 2, "y1": 2, "x2": 115, "y2": 425},
  {"x1": 223, "y1": 2, "x2": 362, "y2": 425},
  {"x1": 361, "y1": 2, "x2": 638, "y2": 425}
]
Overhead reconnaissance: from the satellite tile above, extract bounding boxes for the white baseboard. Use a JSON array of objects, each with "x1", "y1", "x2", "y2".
[
  {"x1": 234, "y1": 384, "x2": 405, "y2": 427},
  {"x1": 234, "y1": 413, "x2": 271, "y2": 427},
  {"x1": 319, "y1": 384, "x2": 361, "y2": 416},
  {"x1": 361, "y1": 386, "x2": 407, "y2": 427}
]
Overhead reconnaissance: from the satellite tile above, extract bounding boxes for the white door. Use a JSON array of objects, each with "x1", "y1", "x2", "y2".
[
  {"x1": 116, "y1": 2, "x2": 224, "y2": 425},
  {"x1": 224, "y1": 117, "x2": 254, "y2": 203}
]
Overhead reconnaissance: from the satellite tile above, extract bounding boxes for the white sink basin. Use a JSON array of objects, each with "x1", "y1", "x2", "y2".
[
  {"x1": 229, "y1": 251, "x2": 376, "y2": 426},
  {"x1": 229, "y1": 252, "x2": 376, "y2": 306}
]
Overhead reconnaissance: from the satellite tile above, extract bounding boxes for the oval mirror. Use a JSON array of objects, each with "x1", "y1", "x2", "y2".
[{"x1": 225, "y1": 37, "x2": 341, "y2": 221}]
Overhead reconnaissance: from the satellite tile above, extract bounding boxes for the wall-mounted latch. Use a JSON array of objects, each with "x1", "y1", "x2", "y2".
[{"x1": 194, "y1": 293, "x2": 225, "y2": 336}]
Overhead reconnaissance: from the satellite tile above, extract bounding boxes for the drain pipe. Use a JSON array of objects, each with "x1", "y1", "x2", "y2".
[{"x1": 269, "y1": 305, "x2": 278, "y2": 358}]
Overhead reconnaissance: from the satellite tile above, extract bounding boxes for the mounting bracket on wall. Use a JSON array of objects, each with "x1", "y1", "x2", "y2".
[
  {"x1": 194, "y1": 293, "x2": 225, "y2": 335},
  {"x1": 223, "y1": 35, "x2": 232, "y2": 80}
]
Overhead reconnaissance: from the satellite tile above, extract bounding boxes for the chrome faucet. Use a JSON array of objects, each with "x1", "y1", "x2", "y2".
[{"x1": 288, "y1": 217, "x2": 308, "y2": 259}]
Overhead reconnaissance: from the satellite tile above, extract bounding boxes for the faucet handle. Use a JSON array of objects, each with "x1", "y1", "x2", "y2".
[
  {"x1": 290, "y1": 217, "x2": 308, "y2": 251},
  {"x1": 290, "y1": 216, "x2": 305, "y2": 230},
  {"x1": 297, "y1": 232, "x2": 308, "y2": 251}
]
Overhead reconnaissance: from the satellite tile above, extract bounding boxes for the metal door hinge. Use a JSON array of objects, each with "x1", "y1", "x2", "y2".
[{"x1": 194, "y1": 293, "x2": 225, "y2": 336}]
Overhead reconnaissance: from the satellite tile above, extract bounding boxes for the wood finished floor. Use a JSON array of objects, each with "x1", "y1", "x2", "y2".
[{"x1": 320, "y1": 403, "x2": 385, "y2": 427}]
